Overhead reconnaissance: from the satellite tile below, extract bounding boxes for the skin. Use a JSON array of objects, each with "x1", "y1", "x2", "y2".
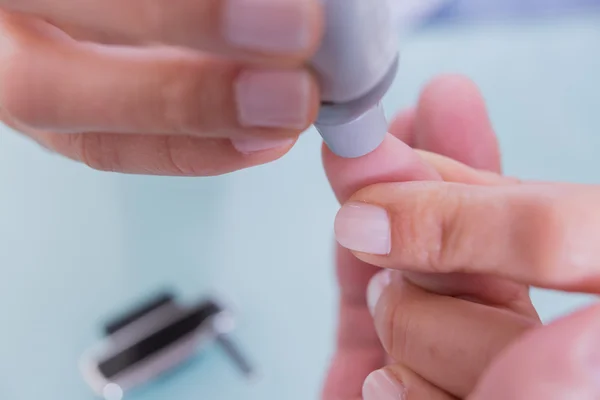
[
  {"x1": 3, "y1": 5, "x2": 590, "y2": 391},
  {"x1": 325, "y1": 75, "x2": 600, "y2": 398},
  {"x1": 321, "y1": 74, "x2": 534, "y2": 399},
  {"x1": 359, "y1": 160, "x2": 600, "y2": 398},
  {"x1": 0, "y1": 1, "x2": 323, "y2": 175}
]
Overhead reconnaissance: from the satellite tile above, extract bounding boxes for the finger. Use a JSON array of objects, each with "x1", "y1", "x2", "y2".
[
  {"x1": 470, "y1": 303, "x2": 600, "y2": 400},
  {"x1": 321, "y1": 244, "x2": 386, "y2": 400},
  {"x1": 388, "y1": 76, "x2": 500, "y2": 173},
  {"x1": 322, "y1": 133, "x2": 440, "y2": 398},
  {"x1": 321, "y1": 87, "x2": 503, "y2": 395},
  {"x1": 366, "y1": 270, "x2": 538, "y2": 397},
  {"x1": 416, "y1": 151, "x2": 518, "y2": 186},
  {"x1": 5, "y1": 121, "x2": 295, "y2": 175},
  {"x1": 407, "y1": 74, "x2": 502, "y2": 172},
  {"x1": 403, "y1": 272, "x2": 538, "y2": 317},
  {"x1": 335, "y1": 181, "x2": 600, "y2": 292},
  {"x1": 2, "y1": 0, "x2": 323, "y2": 64},
  {"x1": 42, "y1": 20, "x2": 143, "y2": 45},
  {"x1": 363, "y1": 365, "x2": 457, "y2": 400},
  {"x1": 3, "y1": 107, "x2": 294, "y2": 175},
  {"x1": 0, "y1": 20, "x2": 319, "y2": 138},
  {"x1": 409, "y1": 152, "x2": 532, "y2": 315},
  {"x1": 387, "y1": 76, "x2": 529, "y2": 311}
]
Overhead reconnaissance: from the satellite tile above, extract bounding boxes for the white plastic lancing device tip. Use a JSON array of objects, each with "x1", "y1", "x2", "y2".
[
  {"x1": 316, "y1": 103, "x2": 388, "y2": 158},
  {"x1": 311, "y1": 0, "x2": 399, "y2": 158}
]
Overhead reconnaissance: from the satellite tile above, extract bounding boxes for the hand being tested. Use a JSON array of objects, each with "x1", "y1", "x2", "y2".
[
  {"x1": 0, "y1": 0, "x2": 322, "y2": 175},
  {"x1": 323, "y1": 75, "x2": 600, "y2": 399},
  {"x1": 322, "y1": 74, "x2": 506, "y2": 399},
  {"x1": 345, "y1": 146, "x2": 600, "y2": 399}
]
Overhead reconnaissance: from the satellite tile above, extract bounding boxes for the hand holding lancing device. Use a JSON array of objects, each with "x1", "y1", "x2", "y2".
[{"x1": 0, "y1": 0, "x2": 322, "y2": 175}]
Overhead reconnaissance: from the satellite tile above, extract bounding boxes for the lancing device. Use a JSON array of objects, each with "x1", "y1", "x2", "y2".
[
  {"x1": 311, "y1": 0, "x2": 399, "y2": 158},
  {"x1": 79, "y1": 292, "x2": 253, "y2": 399}
]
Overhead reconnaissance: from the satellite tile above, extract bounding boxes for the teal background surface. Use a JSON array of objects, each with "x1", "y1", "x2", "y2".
[{"x1": 1, "y1": 13, "x2": 599, "y2": 400}]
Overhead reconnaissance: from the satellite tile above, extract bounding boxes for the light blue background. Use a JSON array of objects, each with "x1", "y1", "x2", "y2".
[{"x1": 1, "y1": 13, "x2": 600, "y2": 400}]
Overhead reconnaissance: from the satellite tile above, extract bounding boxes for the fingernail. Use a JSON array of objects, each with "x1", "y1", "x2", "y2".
[
  {"x1": 235, "y1": 70, "x2": 311, "y2": 129},
  {"x1": 367, "y1": 270, "x2": 391, "y2": 316},
  {"x1": 231, "y1": 137, "x2": 295, "y2": 154},
  {"x1": 363, "y1": 369, "x2": 406, "y2": 400},
  {"x1": 223, "y1": 0, "x2": 313, "y2": 53},
  {"x1": 334, "y1": 202, "x2": 391, "y2": 255}
]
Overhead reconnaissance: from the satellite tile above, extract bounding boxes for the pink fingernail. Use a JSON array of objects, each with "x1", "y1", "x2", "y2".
[
  {"x1": 235, "y1": 70, "x2": 311, "y2": 129},
  {"x1": 231, "y1": 137, "x2": 294, "y2": 154},
  {"x1": 363, "y1": 370, "x2": 406, "y2": 400},
  {"x1": 367, "y1": 270, "x2": 392, "y2": 316},
  {"x1": 223, "y1": 0, "x2": 313, "y2": 53},
  {"x1": 335, "y1": 202, "x2": 391, "y2": 255}
]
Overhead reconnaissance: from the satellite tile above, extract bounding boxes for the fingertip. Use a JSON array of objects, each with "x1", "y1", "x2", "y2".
[
  {"x1": 323, "y1": 134, "x2": 440, "y2": 203},
  {"x1": 420, "y1": 74, "x2": 482, "y2": 102},
  {"x1": 415, "y1": 74, "x2": 501, "y2": 172},
  {"x1": 364, "y1": 366, "x2": 456, "y2": 400},
  {"x1": 418, "y1": 74, "x2": 485, "y2": 114},
  {"x1": 362, "y1": 369, "x2": 407, "y2": 400}
]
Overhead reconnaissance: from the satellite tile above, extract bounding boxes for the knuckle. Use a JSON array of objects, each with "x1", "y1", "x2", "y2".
[
  {"x1": 391, "y1": 185, "x2": 462, "y2": 273},
  {"x1": 69, "y1": 133, "x2": 123, "y2": 172},
  {"x1": 432, "y1": 191, "x2": 473, "y2": 273},
  {"x1": 162, "y1": 136, "x2": 197, "y2": 176},
  {"x1": 162, "y1": 136, "x2": 230, "y2": 176},
  {"x1": 386, "y1": 299, "x2": 415, "y2": 362}
]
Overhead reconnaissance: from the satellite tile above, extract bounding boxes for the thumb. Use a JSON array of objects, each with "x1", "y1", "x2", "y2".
[{"x1": 470, "y1": 303, "x2": 600, "y2": 400}]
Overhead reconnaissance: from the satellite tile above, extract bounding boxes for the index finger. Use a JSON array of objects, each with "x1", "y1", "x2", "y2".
[
  {"x1": 2, "y1": 0, "x2": 322, "y2": 65},
  {"x1": 334, "y1": 181, "x2": 600, "y2": 292}
]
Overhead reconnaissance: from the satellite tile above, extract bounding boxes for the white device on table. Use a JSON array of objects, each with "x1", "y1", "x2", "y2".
[
  {"x1": 312, "y1": 0, "x2": 449, "y2": 158},
  {"x1": 79, "y1": 292, "x2": 252, "y2": 399}
]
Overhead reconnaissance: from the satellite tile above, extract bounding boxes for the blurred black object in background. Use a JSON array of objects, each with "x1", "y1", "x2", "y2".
[{"x1": 80, "y1": 291, "x2": 254, "y2": 399}]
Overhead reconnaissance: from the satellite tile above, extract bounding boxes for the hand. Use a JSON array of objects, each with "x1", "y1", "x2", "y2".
[
  {"x1": 0, "y1": 0, "x2": 322, "y2": 175},
  {"x1": 328, "y1": 79, "x2": 600, "y2": 398},
  {"x1": 321, "y1": 74, "x2": 507, "y2": 399},
  {"x1": 355, "y1": 161, "x2": 600, "y2": 399},
  {"x1": 368, "y1": 266, "x2": 600, "y2": 399}
]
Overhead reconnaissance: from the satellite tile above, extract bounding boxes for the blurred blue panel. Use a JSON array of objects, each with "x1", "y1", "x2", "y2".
[{"x1": 430, "y1": 0, "x2": 600, "y2": 22}]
